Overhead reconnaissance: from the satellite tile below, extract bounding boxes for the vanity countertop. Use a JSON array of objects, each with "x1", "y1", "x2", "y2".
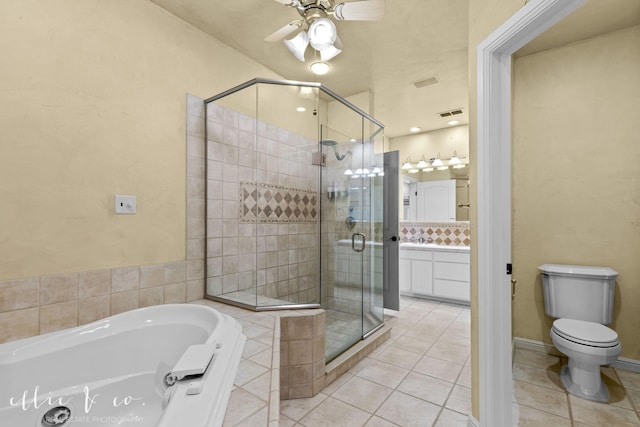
[
  {"x1": 334, "y1": 239, "x2": 469, "y2": 252},
  {"x1": 400, "y1": 242, "x2": 470, "y2": 252}
]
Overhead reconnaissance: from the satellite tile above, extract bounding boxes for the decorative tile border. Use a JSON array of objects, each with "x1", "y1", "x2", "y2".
[
  {"x1": 400, "y1": 221, "x2": 471, "y2": 246},
  {"x1": 240, "y1": 181, "x2": 318, "y2": 224}
]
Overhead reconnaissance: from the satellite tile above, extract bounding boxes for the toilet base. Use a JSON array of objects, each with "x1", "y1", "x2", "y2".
[{"x1": 560, "y1": 364, "x2": 609, "y2": 403}]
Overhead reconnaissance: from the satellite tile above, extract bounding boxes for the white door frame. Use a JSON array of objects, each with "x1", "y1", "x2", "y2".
[{"x1": 475, "y1": 0, "x2": 583, "y2": 425}]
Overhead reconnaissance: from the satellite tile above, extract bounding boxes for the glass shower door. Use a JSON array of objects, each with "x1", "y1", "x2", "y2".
[
  {"x1": 320, "y1": 122, "x2": 384, "y2": 362},
  {"x1": 362, "y1": 124, "x2": 385, "y2": 338}
]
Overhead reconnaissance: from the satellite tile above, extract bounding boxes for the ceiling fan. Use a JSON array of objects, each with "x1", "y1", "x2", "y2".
[{"x1": 265, "y1": 0, "x2": 385, "y2": 64}]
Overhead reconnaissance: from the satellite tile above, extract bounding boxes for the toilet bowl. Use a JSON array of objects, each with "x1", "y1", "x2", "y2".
[
  {"x1": 539, "y1": 264, "x2": 621, "y2": 403},
  {"x1": 550, "y1": 318, "x2": 621, "y2": 402}
]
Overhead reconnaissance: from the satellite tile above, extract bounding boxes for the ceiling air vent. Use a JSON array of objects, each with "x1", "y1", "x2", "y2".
[
  {"x1": 438, "y1": 108, "x2": 464, "y2": 118},
  {"x1": 412, "y1": 76, "x2": 439, "y2": 89}
]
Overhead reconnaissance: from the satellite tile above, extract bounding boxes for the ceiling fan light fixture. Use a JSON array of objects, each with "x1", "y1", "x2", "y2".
[
  {"x1": 284, "y1": 31, "x2": 309, "y2": 62},
  {"x1": 308, "y1": 18, "x2": 337, "y2": 51},
  {"x1": 319, "y1": 44, "x2": 342, "y2": 61},
  {"x1": 310, "y1": 61, "x2": 331, "y2": 75}
]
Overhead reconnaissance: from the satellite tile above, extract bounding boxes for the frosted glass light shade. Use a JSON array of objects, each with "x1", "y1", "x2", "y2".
[
  {"x1": 308, "y1": 18, "x2": 337, "y2": 50},
  {"x1": 284, "y1": 31, "x2": 309, "y2": 62}
]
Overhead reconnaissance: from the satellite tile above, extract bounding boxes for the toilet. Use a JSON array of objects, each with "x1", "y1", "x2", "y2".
[{"x1": 539, "y1": 264, "x2": 621, "y2": 403}]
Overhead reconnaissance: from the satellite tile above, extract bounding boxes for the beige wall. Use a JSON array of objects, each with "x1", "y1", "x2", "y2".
[
  {"x1": 468, "y1": 0, "x2": 524, "y2": 420},
  {"x1": 0, "y1": 0, "x2": 281, "y2": 280},
  {"x1": 512, "y1": 26, "x2": 640, "y2": 358}
]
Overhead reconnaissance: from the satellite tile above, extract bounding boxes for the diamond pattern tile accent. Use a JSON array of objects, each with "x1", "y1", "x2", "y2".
[
  {"x1": 399, "y1": 221, "x2": 470, "y2": 247},
  {"x1": 240, "y1": 182, "x2": 318, "y2": 223}
]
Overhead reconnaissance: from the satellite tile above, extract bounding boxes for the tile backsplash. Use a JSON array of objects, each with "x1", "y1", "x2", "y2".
[{"x1": 400, "y1": 221, "x2": 470, "y2": 246}]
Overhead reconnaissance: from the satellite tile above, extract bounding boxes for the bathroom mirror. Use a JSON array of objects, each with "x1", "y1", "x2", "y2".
[{"x1": 391, "y1": 125, "x2": 470, "y2": 221}]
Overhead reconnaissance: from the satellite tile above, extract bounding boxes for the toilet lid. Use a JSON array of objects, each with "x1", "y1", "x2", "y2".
[{"x1": 552, "y1": 318, "x2": 619, "y2": 347}]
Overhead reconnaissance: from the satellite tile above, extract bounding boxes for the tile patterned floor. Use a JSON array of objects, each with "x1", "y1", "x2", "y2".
[
  {"x1": 280, "y1": 296, "x2": 472, "y2": 427},
  {"x1": 208, "y1": 293, "x2": 640, "y2": 426},
  {"x1": 513, "y1": 347, "x2": 640, "y2": 426}
]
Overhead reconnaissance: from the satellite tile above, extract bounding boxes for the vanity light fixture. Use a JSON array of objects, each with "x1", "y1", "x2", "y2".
[
  {"x1": 371, "y1": 165, "x2": 382, "y2": 174},
  {"x1": 296, "y1": 106, "x2": 306, "y2": 112},
  {"x1": 416, "y1": 155, "x2": 429, "y2": 169},
  {"x1": 343, "y1": 168, "x2": 353, "y2": 175},
  {"x1": 448, "y1": 151, "x2": 461, "y2": 166},
  {"x1": 431, "y1": 153, "x2": 444, "y2": 167},
  {"x1": 403, "y1": 152, "x2": 468, "y2": 173},
  {"x1": 409, "y1": 127, "x2": 422, "y2": 133},
  {"x1": 448, "y1": 120, "x2": 460, "y2": 125},
  {"x1": 355, "y1": 167, "x2": 364, "y2": 175}
]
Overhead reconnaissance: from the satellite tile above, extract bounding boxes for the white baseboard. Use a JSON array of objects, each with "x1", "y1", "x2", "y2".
[
  {"x1": 513, "y1": 337, "x2": 640, "y2": 373},
  {"x1": 467, "y1": 414, "x2": 479, "y2": 427}
]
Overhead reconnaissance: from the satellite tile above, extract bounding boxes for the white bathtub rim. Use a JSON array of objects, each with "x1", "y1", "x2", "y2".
[
  {"x1": 157, "y1": 311, "x2": 246, "y2": 427},
  {"x1": 0, "y1": 304, "x2": 222, "y2": 364}
]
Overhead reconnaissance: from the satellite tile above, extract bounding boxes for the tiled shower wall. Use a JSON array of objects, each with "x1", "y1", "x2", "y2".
[
  {"x1": 204, "y1": 101, "x2": 320, "y2": 304},
  {"x1": 0, "y1": 94, "x2": 209, "y2": 344}
]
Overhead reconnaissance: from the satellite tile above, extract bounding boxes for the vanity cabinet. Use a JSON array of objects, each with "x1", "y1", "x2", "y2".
[
  {"x1": 399, "y1": 248, "x2": 433, "y2": 295},
  {"x1": 399, "y1": 245, "x2": 470, "y2": 303}
]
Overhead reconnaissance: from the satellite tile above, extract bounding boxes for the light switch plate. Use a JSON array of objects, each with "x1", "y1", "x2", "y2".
[{"x1": 115, "y1": 195, "x2": 136, "y2": 214}]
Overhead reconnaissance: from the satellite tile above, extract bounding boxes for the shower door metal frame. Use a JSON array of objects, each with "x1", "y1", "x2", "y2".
[{"x1": 203, "y1": 78, "x2": 384, "y2": 312}]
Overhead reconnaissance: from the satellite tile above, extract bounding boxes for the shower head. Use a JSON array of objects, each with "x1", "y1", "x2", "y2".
[{"x1": 320, "y1": 139, "x2": 350, "y2": 161}]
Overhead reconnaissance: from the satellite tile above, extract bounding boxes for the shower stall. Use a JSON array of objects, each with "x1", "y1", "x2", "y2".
[{"x1": 203, "y1": 78, "x2": 387, "y2": 362}]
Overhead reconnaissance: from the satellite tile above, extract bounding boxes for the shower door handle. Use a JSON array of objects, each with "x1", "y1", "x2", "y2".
[{"x1": 351, "y1": 233, "x2": 366, "y2": 253}]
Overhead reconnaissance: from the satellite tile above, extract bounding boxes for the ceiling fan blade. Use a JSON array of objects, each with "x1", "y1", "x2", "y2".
[
  {"x1": 264, "y1": 20, "x2": 303, "y2": 42},
  {"x1": 333, "y1": 0, "x2": 385, "y2": 21}
]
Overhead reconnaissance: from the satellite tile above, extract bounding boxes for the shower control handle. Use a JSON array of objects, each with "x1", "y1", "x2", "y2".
[
  {"x1": 352, "y1": 233, "x2": 366, "y2": 253},
  {"x1": 386, "y1": 236, "x2": 398, "y2": 242}
]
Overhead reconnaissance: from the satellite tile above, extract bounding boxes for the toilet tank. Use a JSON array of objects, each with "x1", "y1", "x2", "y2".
[{"x1": 539, "y1": 264, "x2": 618, "y2": 324}]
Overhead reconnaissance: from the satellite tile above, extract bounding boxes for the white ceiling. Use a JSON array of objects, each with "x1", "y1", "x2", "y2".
[
  {"x1": 149, "y1": 0, "x2": 469, "y2": 138},
  {"x1": 148, "y1": 0, "x2": 640, "y2": 139}
]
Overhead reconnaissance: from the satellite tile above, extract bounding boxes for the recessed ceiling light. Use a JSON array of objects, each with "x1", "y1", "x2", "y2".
[
  {"x1": 409, "y1": 127, "x2": 421, "y2": 133},
  {"x1": 310, "y1": 61, "x2": 330, "y2": 75},
  {"x1": 296, "y1": 107, "x2": 306, "y2": 112},
  {"x1": 448, "y1": 120, "x2": 460, "y2": 125}
]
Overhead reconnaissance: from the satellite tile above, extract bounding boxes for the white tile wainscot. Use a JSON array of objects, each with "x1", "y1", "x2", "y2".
[{"x1": 399, "y1": 243, "x2": 470, "y2": 304}]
